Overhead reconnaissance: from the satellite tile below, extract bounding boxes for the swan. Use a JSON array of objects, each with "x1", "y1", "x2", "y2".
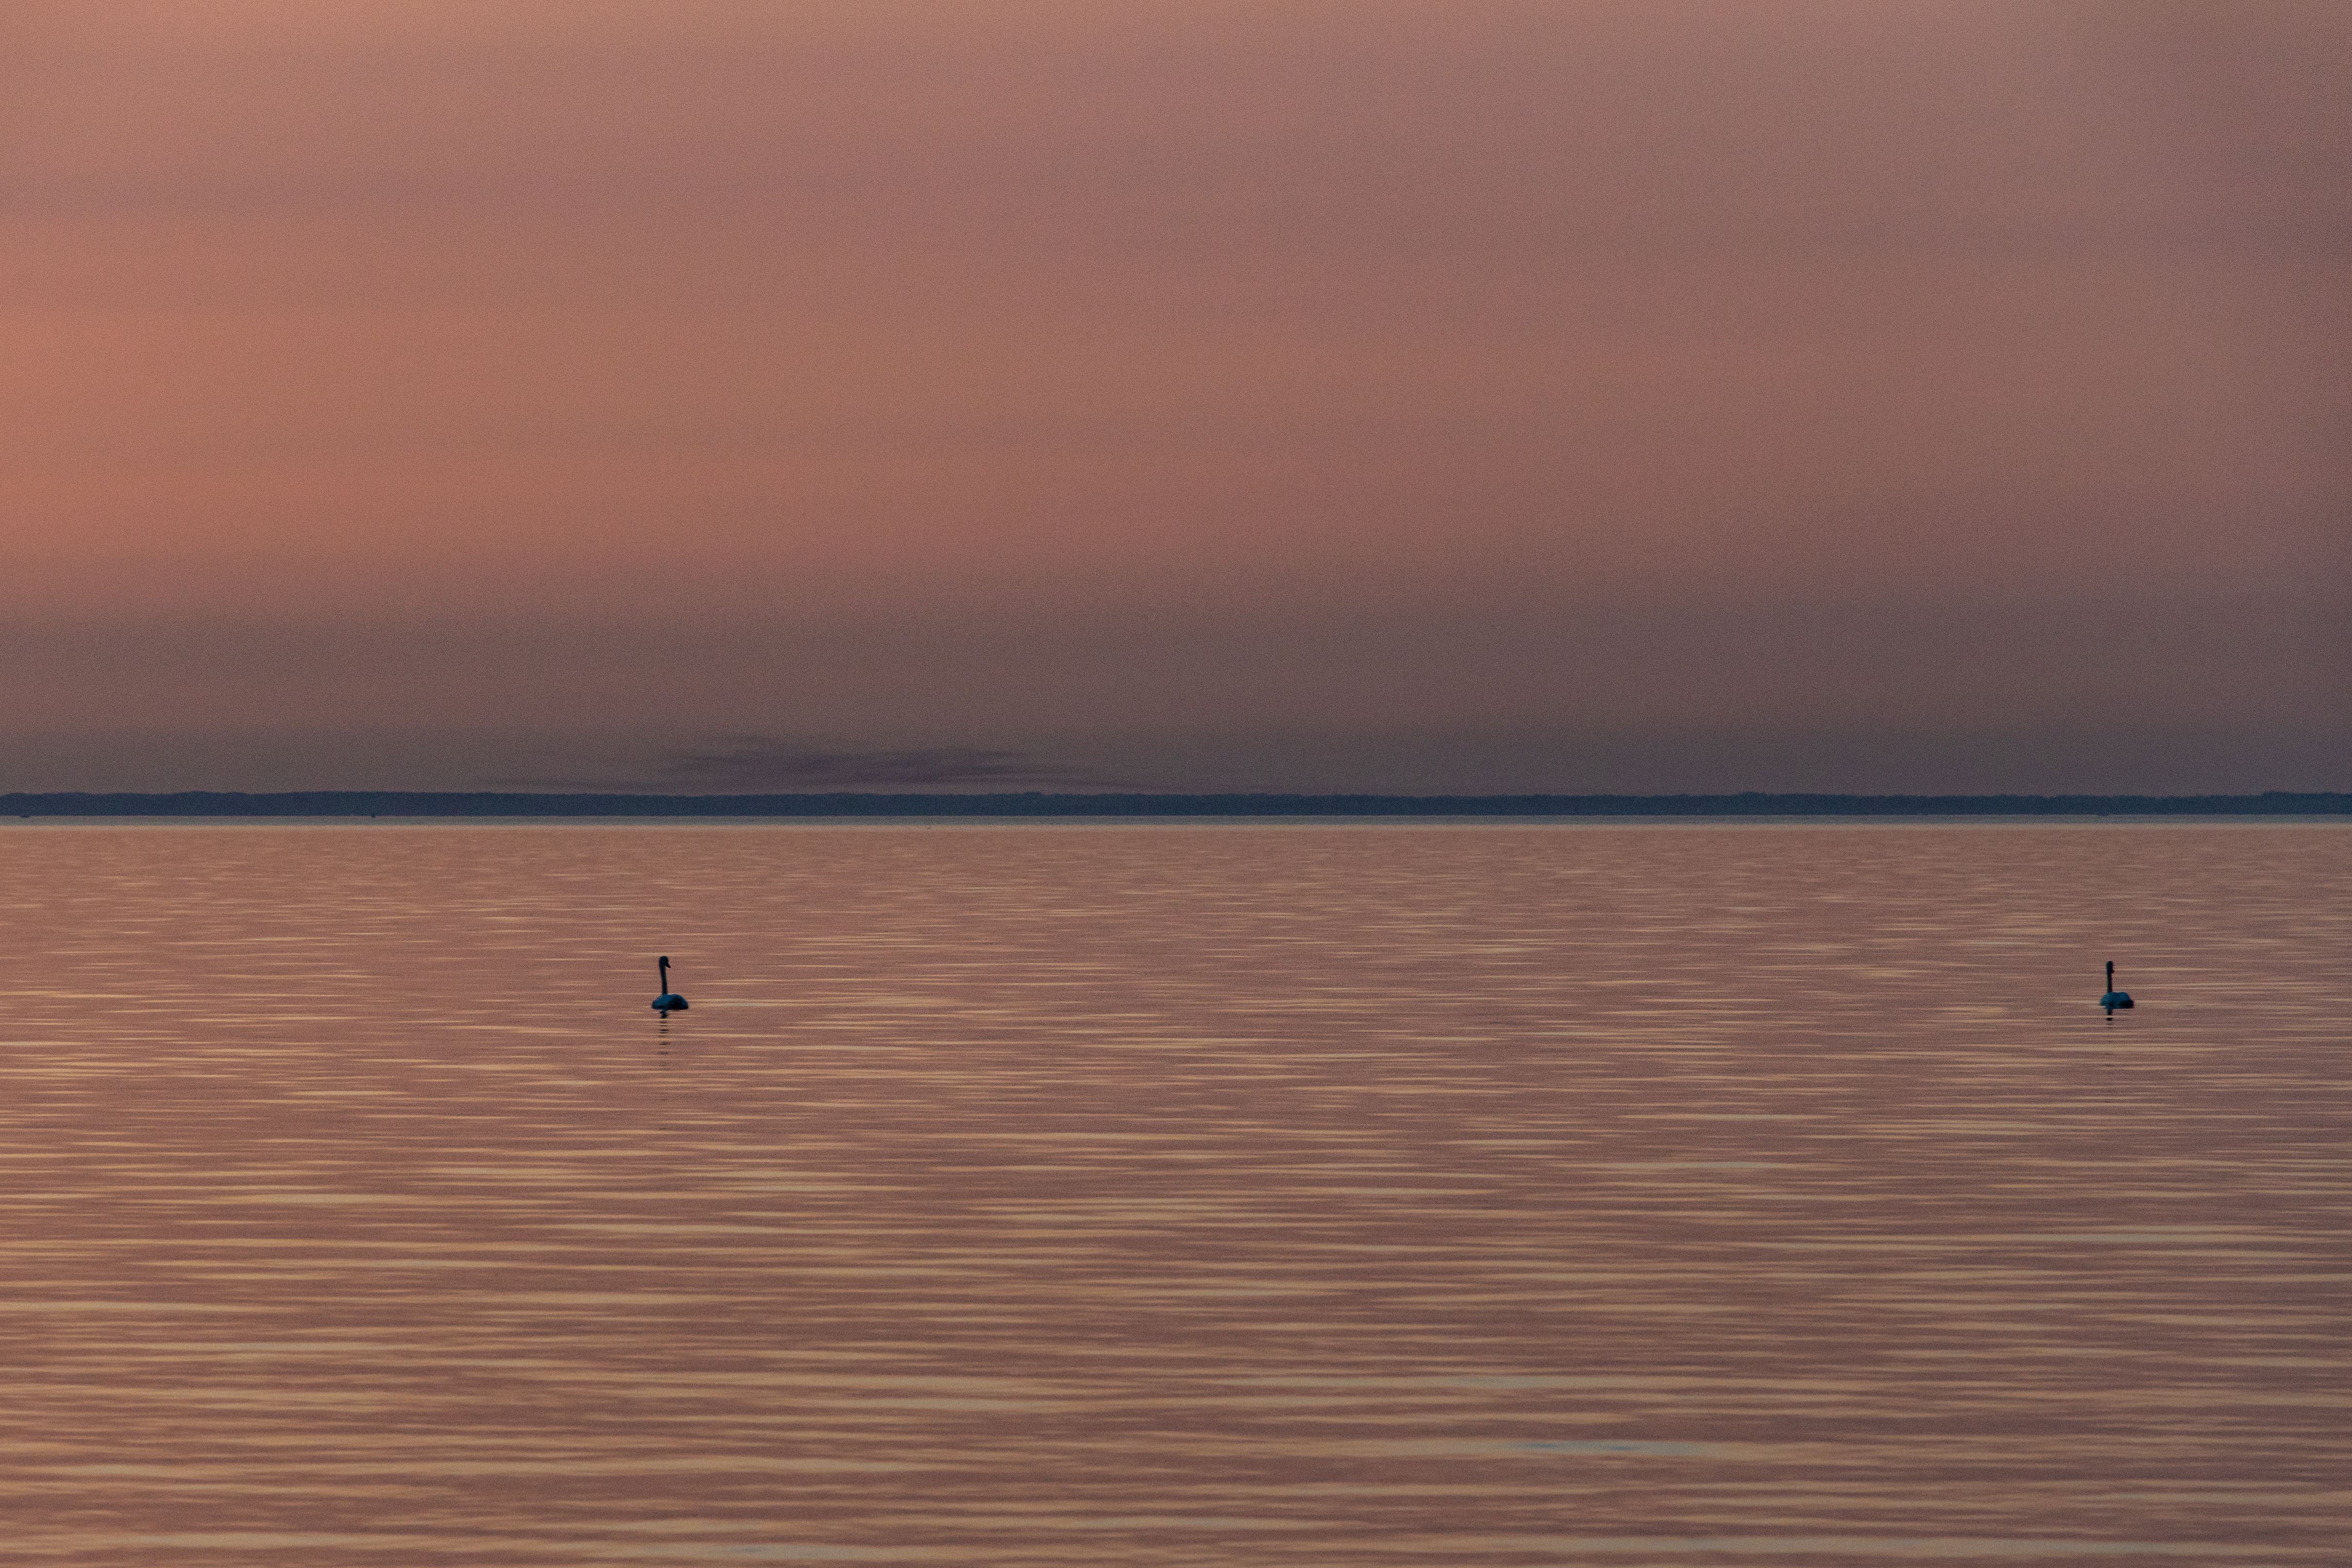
[
  {"x1": 2099, "y1": 961, "x2": 2133, "y2": 1012},
  {"x1": 652, "y1": 955, "x2": 689, "y2": 1013}
]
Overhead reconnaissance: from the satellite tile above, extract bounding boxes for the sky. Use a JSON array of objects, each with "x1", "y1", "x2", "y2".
[{"x1": 3, "y1": 0, "x2": 2345, "y2": 794}]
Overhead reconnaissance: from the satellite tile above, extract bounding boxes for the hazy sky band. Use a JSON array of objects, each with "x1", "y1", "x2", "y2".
[{"x1": 5, "y1": 2, "x2": 2345, "y2": 790}]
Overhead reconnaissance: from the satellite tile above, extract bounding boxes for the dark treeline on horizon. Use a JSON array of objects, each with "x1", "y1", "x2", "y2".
[{"x1": 0, "y1": 792, "x2": 2346, "y2": 819}]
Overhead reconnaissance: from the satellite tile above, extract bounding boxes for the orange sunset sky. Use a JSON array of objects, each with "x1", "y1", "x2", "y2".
[{"x1": 4, "y1": 0, "x2": 2345, "y2": 792}]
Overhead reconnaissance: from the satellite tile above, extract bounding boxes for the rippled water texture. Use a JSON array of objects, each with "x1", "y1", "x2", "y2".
[{"x1": 0, "y1": 822, "x2": 2343, "y2": 1565}]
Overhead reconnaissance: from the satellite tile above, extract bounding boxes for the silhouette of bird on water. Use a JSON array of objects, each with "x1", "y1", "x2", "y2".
[{"x1": 652, "y1": 955, "x2": 689, "y2": 1013}]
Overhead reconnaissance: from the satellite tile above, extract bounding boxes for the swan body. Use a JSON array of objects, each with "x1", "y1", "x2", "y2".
[
  {"x1": 2099, "y1": 961, "x2": 2132, "y2": 1011},
  {"x1": 652, "y1": 955, "x2": 689, "y2": 1012}
]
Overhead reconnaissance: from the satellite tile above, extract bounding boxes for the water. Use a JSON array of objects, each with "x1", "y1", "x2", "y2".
[{"x1": 0, "y1": 823, "x2": 2342, "y2": 1565}]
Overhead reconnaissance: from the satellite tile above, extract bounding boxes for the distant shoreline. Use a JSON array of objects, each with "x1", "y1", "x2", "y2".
[{"x1": 0, "y1": 791, "x2": 2345, "y2": 819}]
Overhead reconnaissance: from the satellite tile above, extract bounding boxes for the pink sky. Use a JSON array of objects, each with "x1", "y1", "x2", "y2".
[{"x1": 4, "y1": 1, "x2": 2345, "y2": 791}]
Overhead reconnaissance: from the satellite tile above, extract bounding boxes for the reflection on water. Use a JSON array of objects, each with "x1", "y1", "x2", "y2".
[{"x1": 0, "y1": 823, "x2": 2343, "y2": 1565}]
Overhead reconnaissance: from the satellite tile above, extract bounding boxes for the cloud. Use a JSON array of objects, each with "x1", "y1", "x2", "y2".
[
  {"x1": 659, "y1": 739, "x2": 1098, "y2": 790},
  {"x1": 500, "y1": 737, "x2": 1109, "y2": 792}
]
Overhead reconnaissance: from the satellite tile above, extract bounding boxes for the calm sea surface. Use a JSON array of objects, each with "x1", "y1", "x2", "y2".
[{"x1": 0, "y1": 823, "x2": 2343, "y2": 1566}]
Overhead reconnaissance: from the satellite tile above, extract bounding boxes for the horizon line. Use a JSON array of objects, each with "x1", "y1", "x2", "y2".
[{"x1": 0, "y1": 790, "x2": 2346, "y2": 819}]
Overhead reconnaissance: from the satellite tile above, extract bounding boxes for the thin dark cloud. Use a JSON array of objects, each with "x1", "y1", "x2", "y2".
[
  {"x1": 500, "y1": 738, "x2": 1109, "y2": 793},
  {"x1": 656, "y1": 739, "x2": 1100, "y2": 791}
]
